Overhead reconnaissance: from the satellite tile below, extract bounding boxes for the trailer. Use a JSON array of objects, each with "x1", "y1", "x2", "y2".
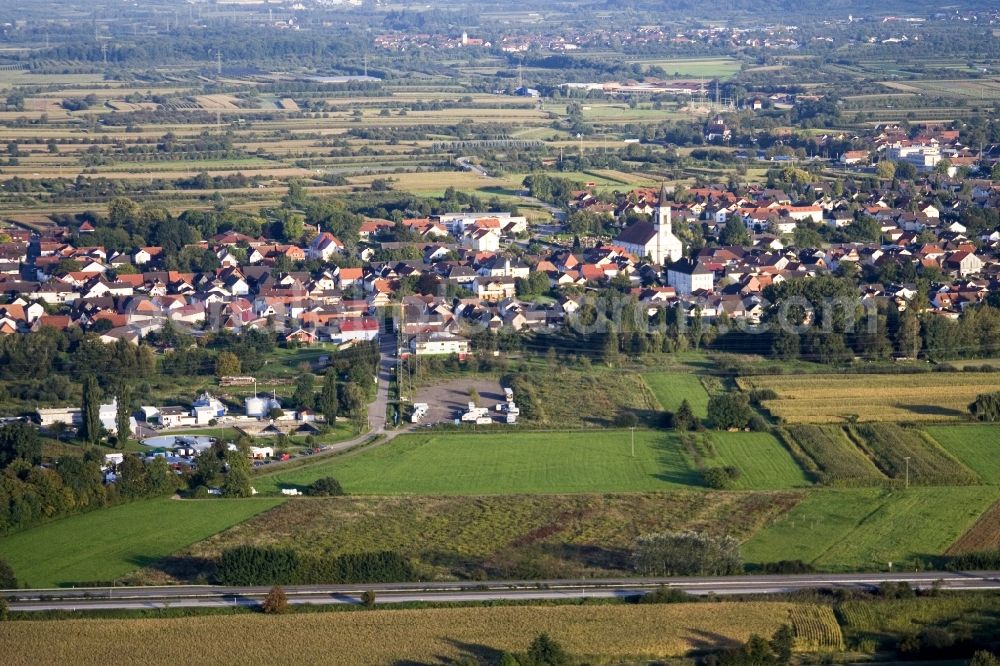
[{"x1": 411, "y1": 402, "x2": 429, "y2": 423}]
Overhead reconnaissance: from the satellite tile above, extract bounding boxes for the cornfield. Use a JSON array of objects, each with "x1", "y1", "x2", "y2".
[
  {"x1": 839, "y1": 596, "x2": 1000, "y2": 637},
  {"x1": 737, "y1": 374, "x2": 997, "y2": 424},
  {"x1": 789, "y1": 605, "x2": 844, "y2": 650},
  {"x1": 1, "y1": 602, "x2": 837, "y2": 665}
]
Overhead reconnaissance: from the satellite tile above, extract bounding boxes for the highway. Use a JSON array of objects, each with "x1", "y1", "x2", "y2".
[{"x1": 6, "y1": 571, "x2": 1000, "y2": 613}]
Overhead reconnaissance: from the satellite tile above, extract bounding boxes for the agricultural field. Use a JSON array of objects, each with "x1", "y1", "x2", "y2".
[
  {"x1": 520, "y1": 369, "x2": 660, "y2": 427},
  {"x1": 743, "y1": 487, "x2": 999, "y2": 571},
  {"x1": 0, "y1": 498, "x2": 283, "y2": 588},
  {"x1": 925, "y1": 425, "x2": 1000, "y2": 485},
  {"x1": 839, "y1": 594, "x2": 1000, "y2": 650},
  {"x1": 848, "y1": 424, "x2": 979, "y2": 486},
  {"x1": 642, "y1": 372, "x2": 711, "y2": 418},
  {"x1": 946, "y1": 500, "x2": 1000, "y2": 555},
  {"x1": 702, "y1": 432, "x2": 811, "y2": 490},
  {"x1": 175, "y1": 492, "x2": 801, "y2": 582},
  {"x1": 785, "y1": 425, "x2": 886, "y2": 486},
  {"x1": 0, "y1": 602, "x2": 840, "y2": 665},
  {"x1": 880, "y1": 78, "x2": 1000, "y2": 100},
  {"x1": 254, "y1": 430, "x2": 703, "y2": 495},
  {"x1": 634, "y1": 57, "x2": 743, "y2": 78},
  {"x1": 737, "y1": 373, "x2": 1000, "y2": 423}
]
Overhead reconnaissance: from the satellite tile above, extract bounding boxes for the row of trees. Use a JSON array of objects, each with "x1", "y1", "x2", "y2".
[
  {"x1": 215, "y1": 545, "x2": 415, "y2": 585},
  {"x1": 633, "y1": 530, "x2": 742, "y2": 576},
  {"x1": 0, "y1": 422, "x2": 177, "y2": 536}
]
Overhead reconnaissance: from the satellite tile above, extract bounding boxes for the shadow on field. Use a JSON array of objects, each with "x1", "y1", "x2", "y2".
[
  {"x1": 685, "y1": 628, "x2": 742, "y2": 650},
  {"x1": 441, "y1": 639, "x2": 504, "y2": 665},
  {"x1": 900, "y1": 404, "x2": 965, "y2": 417},
  {"x1": 650, "y1": 435, "x2": 702, "y2": 486},
  {"x1": 127, "y1": 554, "x2": 215, "y2": 581},
  {"x1": 535, "y1": 542, "x2": 632, "y2": 571}
]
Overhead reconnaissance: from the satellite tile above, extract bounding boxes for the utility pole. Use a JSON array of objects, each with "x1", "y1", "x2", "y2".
[
  {"x1": 216, "y1": 50, "x2": 223, "y2": 76},
  {"x1": 904, "y1": 456, "x2": 911, "y2": 489},
  {"x1": 630, "y1": 426, "x2": 635, "y2": 458},
  {"x1": 101, "y1": 41, "x2": 108, "y2": 66}
]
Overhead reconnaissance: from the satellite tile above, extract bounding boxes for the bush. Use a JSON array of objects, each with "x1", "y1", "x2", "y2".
[
  {"x1": 703, "y1": 466, "x2": 741, "y2": 489},
  {"x1": 748, "y1": 414, "x2": 768, "y2": 431},
  {"x1": 219, "y1": 547, "x2": 418, "y2": 585},
  {"x1": 878, "y1": 581, "x2": 916, "y2": 599},
  {"x1": 0, "y1": 558, "x2": 15, "y2": 589},
  {"x1": 307, "y1": 476, "x2": 344, "y2": 497},
  {"x1": 970, "y1": 391, "x2": 1000, "y2": 422},
  {"x1": 525, "y1": 633, "x2": 572, "y2": 666},
  {"x1": 672, "y1": 399, "x2": 696, "y2": 431},
  {"x1": 748, "y1": 388, "x2": 778, "y2": 404},
  {"x1": 261, "y1": 585, "x2": 289, "y2": 614},
  {"x1": 707, "y1": 393, "x2": 753, "y2": 429},
  {"x1": 361, "y1": 589, "x2": 376, "y2": 607},
  {"x1": 217, "y1": 546, "x2": 300, "y2": 585},
  {"x1": 758, "y1": 560, "x2": 816, "y2": 574}
]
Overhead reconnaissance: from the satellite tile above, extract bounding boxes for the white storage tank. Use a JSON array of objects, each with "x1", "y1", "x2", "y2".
[{"x1": 245, "y1": 397, "x2": 268, "y2": 418}]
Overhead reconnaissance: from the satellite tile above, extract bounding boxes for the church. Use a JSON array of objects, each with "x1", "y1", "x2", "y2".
[{"x1": 614, "y1": 183, "x2": 683, "y2": 265}]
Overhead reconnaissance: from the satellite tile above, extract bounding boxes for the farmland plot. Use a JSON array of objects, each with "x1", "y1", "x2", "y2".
[
  {"x1": 848, "y1": 424, "x2": 979, "y2": 486},
  {"x1": 737, "y1": 373, "x2": 999, "y2": 423},
  {"x1": 0, "y1": 602, "x2": 840, "y2": 665},
  {"x1": 743, "y1": 487, "x2": 998, "y2": 571},
  {"x1": 786, "y1": 425, "x2": 887, "y2": 486},
  {"x1": 703, "y1": 432, "x2": 810, "y2": 490},
  {"x1": 925, "y1": 425, "x2": 1000, "y2": 484}
]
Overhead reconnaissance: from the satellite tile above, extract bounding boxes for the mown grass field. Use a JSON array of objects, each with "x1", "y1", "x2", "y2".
[
  {"x1": 176, "y1": 492, "x2": 801, "y2": 581},
  {"x1": 0, "y1": 498, "x2": 283, "y2": 588},
  {"x1": 737, "y1": 373, "x2": 999, "y2": 423},
  {"x1": 704, "y1": 432, "x2": 810, "y2": 490},
  {"x1": 642, "y1": 372, "x2": 710, "y2": 418},
  {"x1": 637, "y1": 57, "x2": 743, "y2": 78},
  {"x1": 848, "y1": 424, "x2": 979, "y2": 486},
  {"x1": 786, "y1": 425, "x2": 886, "y2": 486},
  {"x1": 743, "y1": 487, "x2": 998, "y2": 571},
  {"x1": 925, "y1": 425, "x2": 1000, "y2": 485},
  {"x1": 0, "y1": 602, "x2": 840, "y2": 665},
  {"x1": 255, "y1": 430, "x2": 703, "y2": 495}
]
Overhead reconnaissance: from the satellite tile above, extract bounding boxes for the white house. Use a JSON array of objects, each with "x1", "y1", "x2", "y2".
[
  {"x1": 667, "y1": 259, "x2": 715, "y2": 295},
  {"x1": 308, "y1": 232, "x2": 345, "y2": 261},
  {"x1": 410, "y1": 332, "x2": 471, "y2": 356},
  {"x1": 333, "y1": 317, "x2": 380, "y2": 344}
]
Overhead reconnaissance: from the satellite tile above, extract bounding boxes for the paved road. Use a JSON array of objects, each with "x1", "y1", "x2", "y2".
[
  {"x1": 456, "y1": 156, "x2": 490, "y2": 178},
  {"x1": 8, "y1": 572, "x2": 1000, "y2": 613},
  {"x1": 253, "y1": 332, "x2": 408, "y2": 473}
]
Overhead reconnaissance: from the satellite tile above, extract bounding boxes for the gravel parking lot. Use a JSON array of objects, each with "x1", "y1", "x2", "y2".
[{"x1": 412, "y1": 377, "x2": 507, "y2": 425}]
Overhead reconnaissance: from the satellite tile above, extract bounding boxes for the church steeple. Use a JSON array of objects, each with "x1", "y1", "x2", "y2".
[{"x1": 656, "y1": 182, "x2": 671, "y2": 233}]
